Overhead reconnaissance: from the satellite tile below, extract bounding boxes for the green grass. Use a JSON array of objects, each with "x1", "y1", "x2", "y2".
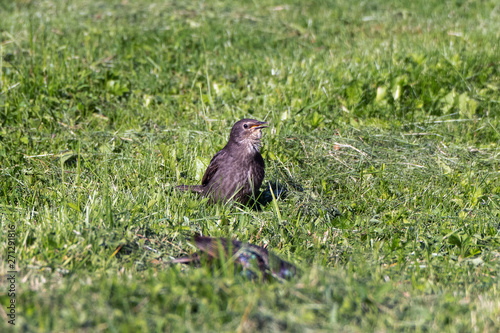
[{"x1": 1, "y1": 0, "x2": 500, "y2": 331}]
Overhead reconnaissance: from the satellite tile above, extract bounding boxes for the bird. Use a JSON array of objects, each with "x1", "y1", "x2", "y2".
[
  {"x1": 172, "y1": 236, "x2": 297, "y2": 280},
  {"x1": 177, "y1": 119, "x2": 268, "y2": 205}
]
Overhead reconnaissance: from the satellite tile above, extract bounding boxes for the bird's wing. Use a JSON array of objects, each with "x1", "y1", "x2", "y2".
[
  {"x1": 194, "y1": 236, "x2": 242, "y2": 258},
  {"x1": 201, "y1": 150, "x2": 226, "y2": 186}
]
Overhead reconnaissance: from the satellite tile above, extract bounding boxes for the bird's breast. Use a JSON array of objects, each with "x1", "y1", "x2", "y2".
[{"x1": 222, "y1": 152, "x2": 264, "y2": 188}]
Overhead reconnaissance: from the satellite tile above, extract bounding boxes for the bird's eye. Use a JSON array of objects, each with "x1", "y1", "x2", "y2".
[{"x1": 243, "y1": 124, "x2": 248, "y2": 129}]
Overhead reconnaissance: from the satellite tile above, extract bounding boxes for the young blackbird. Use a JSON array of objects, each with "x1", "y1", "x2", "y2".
[
  {"x1": 172, "y1": 236, "x2": 297, "y2": 280},
  {"x1": 177, "y1": 119, "x2": 268, "y2": 204}
]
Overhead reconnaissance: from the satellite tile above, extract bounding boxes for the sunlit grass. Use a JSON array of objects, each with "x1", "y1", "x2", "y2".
[{"x1": 1, "y1": 0, "x2": 499, "y2": 331}]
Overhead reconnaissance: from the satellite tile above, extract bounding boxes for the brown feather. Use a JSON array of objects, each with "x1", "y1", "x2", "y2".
[{"x1": 176, "y1": 119, "x2": 267, "y2": 204}]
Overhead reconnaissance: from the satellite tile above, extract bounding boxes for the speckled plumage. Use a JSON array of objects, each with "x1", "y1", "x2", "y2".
[
  {"x1": 172, "y1": 236, "x2": 297, "y2": 280},
  {"x1": 177, "y1": 119, "x2": 267, "y2": 204}
]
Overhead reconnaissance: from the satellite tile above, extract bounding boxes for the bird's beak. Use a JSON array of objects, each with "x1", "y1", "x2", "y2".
[{"x1": 250, "y1": 121, "x2": 268, "y2": 130}]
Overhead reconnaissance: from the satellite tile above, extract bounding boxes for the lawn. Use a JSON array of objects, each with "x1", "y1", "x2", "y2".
[{"x1": 1, "y1": 0, "x2": 500, "y2": 331}]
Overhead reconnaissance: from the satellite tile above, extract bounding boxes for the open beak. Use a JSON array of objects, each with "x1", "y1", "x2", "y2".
[{"x1": 250, "y1": 121, "x2": 269, "y2": 130}]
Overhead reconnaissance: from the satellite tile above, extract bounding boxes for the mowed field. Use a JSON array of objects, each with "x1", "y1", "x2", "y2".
[{"x1": 1, "y1": 0, "x2": 500, "y2": 331}]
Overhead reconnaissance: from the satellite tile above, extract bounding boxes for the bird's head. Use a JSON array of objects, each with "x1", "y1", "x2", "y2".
[{"x1": 229, "y1": 119, "x2": 268, "y2": 151}]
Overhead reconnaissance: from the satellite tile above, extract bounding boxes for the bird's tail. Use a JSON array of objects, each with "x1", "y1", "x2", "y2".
[{"x1": 176, "y1": 184, "x2": 204, "y2": 193}]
